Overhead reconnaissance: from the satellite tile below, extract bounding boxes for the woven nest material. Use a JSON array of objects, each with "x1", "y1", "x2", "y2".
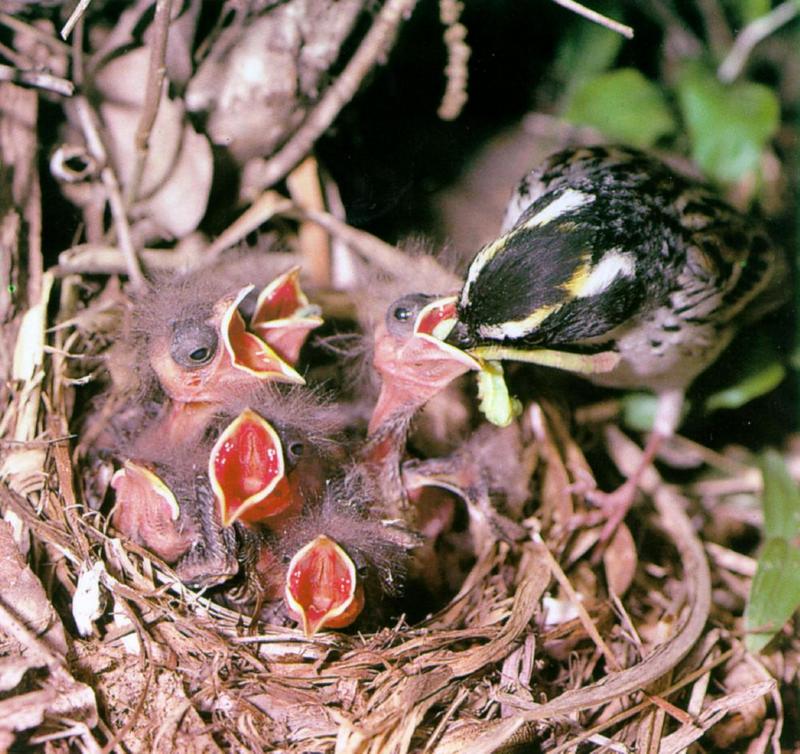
[
  {"x1": 0, "y1": 3, "x2": 793, "y2": 751},
  {"x1": 0, "y1": 250, "x2": 787, "y2": 751}
]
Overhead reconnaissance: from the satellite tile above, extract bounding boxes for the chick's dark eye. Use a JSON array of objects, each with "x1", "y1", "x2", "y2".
[
  {"x1": 189, "y1": 347, "x2": 210, "y2": 363},
  {"x1": 386, "y1": 293, "x2": 434, "y2": 336},
  {"x1": 170, "y1": 321, "x2": 218, "y2": 369},
  {"x1": 393, "y1": 305, "x2": 412, "y2": 322},
  {"x1": 288, "y1": 441, "x2": 304, "y2": 459}
]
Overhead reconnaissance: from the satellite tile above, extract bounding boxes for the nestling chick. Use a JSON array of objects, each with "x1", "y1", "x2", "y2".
[
  {"x1": 110, "y1": 440, "x2": 239, "y2": 588},
  {"x1": 362, "y1": 293, "x2": 480, "y2": 517},
  {"x1": 445, "y1": 144, "x2": 784, "y2": 535},
  {"x1": 109, "y1": 256, "x2": 322, "y2": 408},
  {"x1": 111, "y1": 384, "x2": 341, "y2": 591},
  {"x1": 275, "y1": 474, "x2": 413, "y2": 637}
]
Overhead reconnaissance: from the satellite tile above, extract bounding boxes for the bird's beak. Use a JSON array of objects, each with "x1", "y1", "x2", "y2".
[
  {"x1": 249, "y1": 267, "x2": 323, "y2": 365},
  {"x1": 220, "y1": 286, "x2": 306, "y2": 385},
  {"x1": 209, "y1": 409, "x2": 301, "y2": 527},
  {"x1": 112, "y1": 461, "x2": 181, "y2": 521},
  {"x1": 369, "y1": 296, "x2": 481, "y2": 434},
  {"x1": 284, "y1": 534, "x2": 365, "y2": 637},
  {"x1": 412, "y1": 296, "x2": 481, "y2": 369},
  {"x1": 111, "y1": 461, "x2": 193, "y2": 562}
]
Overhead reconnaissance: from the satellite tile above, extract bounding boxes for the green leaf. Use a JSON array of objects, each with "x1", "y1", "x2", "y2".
[
  {"x1": 759, "y1": 449, "x2": 800, "y2": 541},
  {"x1": 676, "y1": 62, "x2": 780, "y2": 183},
  {"x1": 565, "y1": 68, "x2": 676, "y2": 148},
  {"x1": 704, "y1": 360, "x2": 786, "y2": 413},
  {"x1": 728, "y1": 0, "x2": 772, "y2": 25},
  {"x1": 621, "y1": 392, "x2": 658, "y2": 432},
  {"x1": 621, "y1": 392, "x2": 690, "y2": 433},
  {"x1": 553, "y1": 1, "x2": 624, "y2": 97},
  {"x1": 744, "y1": 538, "x2": 800, "y2": 653}
]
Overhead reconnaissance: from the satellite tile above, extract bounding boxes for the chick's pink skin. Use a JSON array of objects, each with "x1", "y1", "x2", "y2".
[
  {"x1": 368, "y1": 298, "x2": 479, "y2": 436},
  {"x1": 148, "y1": 287, "x2": 304, "y2": 405},
  {"x1": 111, "y1": 462, "x2": 196, "y2": 563}
]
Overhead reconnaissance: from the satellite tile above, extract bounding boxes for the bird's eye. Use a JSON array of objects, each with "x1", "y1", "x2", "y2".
[
  {"x1": 170, "y1": 321, "x2": 218, "y2": 369},
  {"x1": 393, "y1": 305, "x2": 412, "y2": 322},
  {"x1": 189, "y1": 347, "x2": 210, "y2": 363},
  {"x1": 288, "y1": 441, "x2": 305, "y2": 460},
  {"x1": 385, "y1": 293, "x2": 434, "y2": 337}
]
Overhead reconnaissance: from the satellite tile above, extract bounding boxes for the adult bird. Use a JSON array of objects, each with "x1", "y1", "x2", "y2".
[{"x1": 444, "y1": 145, "x2": 784, "y2": 538}]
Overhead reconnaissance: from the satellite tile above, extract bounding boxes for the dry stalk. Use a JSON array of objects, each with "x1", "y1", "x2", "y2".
[
  {"x1": 252, "y1": 0, "x2": 420, "y2": 190},
  {"x1": 125, "y1": 0, "x2": 174, "y2": 207},
  {"x1": 72, "y1": 97, "x2": 146, "y2": 289},
  {"x1": 551, "y1": 0, "x2": 634, "y2": 38}
]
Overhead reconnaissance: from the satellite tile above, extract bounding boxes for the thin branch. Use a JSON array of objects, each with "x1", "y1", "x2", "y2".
[
  {"x1": 125, "y1": 0, "x2": 174, "y2": 206},
  {"x1": 718, "y1": 0, "x2": 800, "y2": 83},
  {"x1": 437, "y1": 0, "x2": 470, "y2": 120},
  {"x1": 696, "y1": 0, "x2": 733, "y2": 60},
  {"x1": 205, "y1": 190, "x2": 294, "y2": 259},
  {"x1": 551, "y1": 0, "x2": 634, "y2": 38},
  {"x1": 73, "y1": 97, "x2": 146, "y2": 289},
  {"x1": 0, "y1": 13, "x2": 72, "y2": 55},
  {"x1": 61, "y1": 0, "x2": 94, "y2": 40},
  {"x1": 532, "y1": 533, "x2": 621, "y2": 672},
  {"x1": 0, "y1": 64, "x2": 74, "y2": 96},
  {"x1": 253, "y1": 0, "x2": 420, "y2": 191}
]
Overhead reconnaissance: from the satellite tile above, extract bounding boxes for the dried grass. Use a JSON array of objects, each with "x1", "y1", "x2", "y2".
[
  {"x1": 1, "y1": 247, "x2": 789, "y2": 750},
  {"x1": 0, "y1": 4, "x2": 794, "y2": 752}
]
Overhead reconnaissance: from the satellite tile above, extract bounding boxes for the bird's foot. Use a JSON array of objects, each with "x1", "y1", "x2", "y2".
[
  {"x1": 586, "y1": 478, "x2": 639, "y2": 546},
  {"x1": 568, "y1": 471, "x2": 639, "y2": 562}
]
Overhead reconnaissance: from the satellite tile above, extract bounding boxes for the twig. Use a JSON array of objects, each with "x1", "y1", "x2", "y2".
[
  {"x1": 252, "y1": 0, "x2": 420, "y2": 190},
  {"x1": 0, "y1": 597, "x2": 66, "y2": 669},
  {"x1": 517, "y1": 429, "x2": 710, "y2": 719},
  {"x1": 286, "y1": 156, "x2": 332, "y2": 288},
  {"x1": 204, "y1": 190, "x2": 294, "y2": 259},
  {"x1": 543, "y1": 649, "x2": 736, "y2": 753},
  {"x1": 61, "y1": 0, "x2": 94, "y2": 40},
  {"x1": 0, "y1": 435, "x2": 75, "y2": 448},
  {"x1": 73, "y1": 97, "x2": 146, "y2": 289},
  {"x1": 0, "y1": 13, "x2": 72, "y2": 55},
  {"x1": 56, "y1": 242, "x2": 201, "y2": 275},
  {"x1": 88, "y1": 0, "x2": 156, "y2": 70},
  {"x1": 696, "y1": 0, "x2": 733, "y2": 60},
  {"x1": 126, "y1": 0, "x2": 174, "y2": 206},
  {"x1": 0, "y1": 64, "x2": 74, "y2": 96},
  {"x1": 551, "y1": 0, "x2": 634, "y2": 38},
  {"x1": 533, "y1": 533, "x2": 621, "y2": 672},
  {"x1": 718, "y1": 0, "x2": 800, "y2": 83},
  {"x1": 299, "y1": 205, "x2": 458, "y2": 284}
]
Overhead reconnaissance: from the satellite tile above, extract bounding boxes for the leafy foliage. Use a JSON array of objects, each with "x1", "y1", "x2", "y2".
[
  {"x1": 745, "y1": 452, "x2": 800, "y2": 653},
  {"x1": 676, "y1": 62, "x2": 780, "y2": 183},
  {"x1": 565, "y1": 68, "x2": 676, "y2": 148}
]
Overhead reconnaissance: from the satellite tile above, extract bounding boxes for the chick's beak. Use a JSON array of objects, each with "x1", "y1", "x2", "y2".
[
  {"x1": 369, "y1": 296, "x2": 480, "y2": 434},
  {"x1": 222, "y1": 286, "x2": 306, "y2": 384},
  {"x1": 284, "y1": 534, "x2": 365, "y2": 637},
  {"x1": 249, "y1": 267, "x2": 323, "y2": 365},
  {"x1": 209, "y1": 409, "x2": 302, "y2": 527},
  {"x1": 111, "y1": 462, "x2": 193, "y2": 562}
]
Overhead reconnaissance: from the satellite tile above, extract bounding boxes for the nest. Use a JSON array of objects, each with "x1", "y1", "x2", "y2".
[
  {"x1": 2, "y1": 235, "x2": 789, "y2": 753},
  {"x1": 0, "y1": 2, "x2": 793, "y2": 752}
]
